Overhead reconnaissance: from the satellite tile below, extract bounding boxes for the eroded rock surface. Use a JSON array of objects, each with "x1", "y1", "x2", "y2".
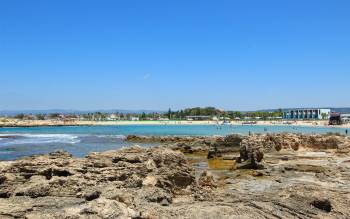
[
  {"x1": 126, "y1": 134, "x2": 243, "y2": 155},
  {"x1": 2, "y1": 133, "x2": 350, "y2": 218},
  {"x1": 0, "y1": 147, "x2": 198, "y2": 218},
  {"x1": 237, "y1": 137, "x2": 264, "y2": 169},
  {"x1": 244, "y1": 133, "x2": 350, "y2": 152},
  {"x1": 127, "y1": 133, "x2": 350, "y2": 154}
]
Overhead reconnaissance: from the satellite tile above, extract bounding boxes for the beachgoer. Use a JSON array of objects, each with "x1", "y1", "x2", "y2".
[{"x1": 346, "y1": 129, "x2": 348, "y2": 135}]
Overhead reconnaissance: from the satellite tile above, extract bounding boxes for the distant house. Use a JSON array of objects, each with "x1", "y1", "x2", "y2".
[
  {"x1": 283, "y1": 108, "x2": 331, "y2": 120},
  {"x1": 267, "y1": 116, "x2": 283, "y2": 120},
  {"x1": 185, "y1": 116, "x2": 211, "y2": 121},
  {"x1": 158, "y1": 118, "x2": 170, "y2": 121},
  {"x1": 212, "y1": 116, "x2": 219, "y2": 121},
  {"x1": 79, "y1": 115, "x2": 87, "y2": 121},
  {"x1": 107, "y1": 114, "x2": 120, "y2": 121},
  {"x1": 219, "y1": 117, "x2": 231, "y2": 122},
  {"x1": 130, "y1": 117, "x2": 139, "y2": 121}
]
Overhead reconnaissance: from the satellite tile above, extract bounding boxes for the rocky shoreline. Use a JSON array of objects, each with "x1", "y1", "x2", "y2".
[
  {"x1": 127, "y1": 132, "x2": 350, "y2": 155},
  {"x1": 1, "y1": 133, "x2": 350, "y2": 218}
]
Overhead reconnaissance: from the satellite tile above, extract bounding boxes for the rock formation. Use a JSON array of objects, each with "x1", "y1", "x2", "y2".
[
  {"x1": 2, "y1": 133, "x2": 350, "y2": 218},
  {"x1": 0, "y1": 147, "x2": 198, "y2": 218},
  {"x1": 127, "y1": 133, "x2": 350, "y2": 154},
  {"x1": 236, "y1": 136, "x2": 264, "y2": 169}
]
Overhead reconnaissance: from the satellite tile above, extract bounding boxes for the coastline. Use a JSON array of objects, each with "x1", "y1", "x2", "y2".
[{"x1": 1, "y1": 118, "x2": 349, "y2": 128}]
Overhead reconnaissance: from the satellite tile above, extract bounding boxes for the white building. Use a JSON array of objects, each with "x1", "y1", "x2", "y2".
[
  {"x1": 283, "y1": 108, "x2": 331, "y2": 120},
  {"x1": 185, "y1": 116, "x2": 211, "y2": 121},
  {"x1": 130, "y1": 117, "x2": 139, "y2": 121},
  {"x1": 107, "y1": 114, "x2": 120, "y2": 121}
]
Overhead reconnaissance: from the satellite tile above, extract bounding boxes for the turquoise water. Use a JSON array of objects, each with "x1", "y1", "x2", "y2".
[{"x1": 0, "y1": 125, "x2": 348, "y2": 160}]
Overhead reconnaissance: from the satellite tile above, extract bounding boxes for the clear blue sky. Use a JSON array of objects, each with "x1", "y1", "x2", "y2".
[{"x1": 1, "y1": 0, "x2": 349, "y2": 111}]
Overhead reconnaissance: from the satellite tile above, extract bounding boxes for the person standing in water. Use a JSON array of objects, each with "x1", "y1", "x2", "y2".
[{"x1": 346, "y1": 129, "x2": 348, "y2": 135}]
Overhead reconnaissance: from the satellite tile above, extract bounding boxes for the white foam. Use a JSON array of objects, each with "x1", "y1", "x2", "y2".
[
  {"x1": 0, "y1": 151, "x2": 11, "y2": 154},
  {"x1": 0, "y1": 133, "x2": 80, "y2": 145}
]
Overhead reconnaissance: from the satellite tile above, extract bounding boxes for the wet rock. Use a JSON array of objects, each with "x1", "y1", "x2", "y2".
[
  {"x1": 207, "y1": 148, "x2": 222, "y2": 159},
  {"x1": 0, "y1": 191, "x2": 11, "y2": 199},
  {"x1": 282, "y1": 164, "x2": 326, "y2": 173},
  {"x1": 311, "y1": 198, "x2": 332, "y2": 212},
  {"x1": 0, "y1": 175, "x2": 6, "y2": 184},
  {"x1": 281, "y1": 156, "x2": 289, "y2": 161},
  {"x1": 83, "y1": 190, "x2": 101, "y2": 201}
]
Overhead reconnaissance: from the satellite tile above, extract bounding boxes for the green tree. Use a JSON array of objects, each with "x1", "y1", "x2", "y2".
[
  {"x1": 36, "y1": 114, "x2": 46, "y2": 120},
  {"x1": 321, "y1": 113, "x2": 328, "y2": 120},
  {"x1": 14, "y1": 113, "x2": 25, "y2": 120},
  {"x1": 141, "y1": 112, "x2": 146, "y2": 120},
  {"x1": 48, "y1": 113, "x2": 60, "y2": 119},
  {"x1": 167, "y1": 108, "x2": 172, "y2": 119}
]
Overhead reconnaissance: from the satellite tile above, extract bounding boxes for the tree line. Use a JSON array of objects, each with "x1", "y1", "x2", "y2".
[
  {"x1": 9, "y1": 107, "x2": 283, "y2": 121},
  {"x1": 164, "y1": 107, "x2": 283, "y2": 120}
]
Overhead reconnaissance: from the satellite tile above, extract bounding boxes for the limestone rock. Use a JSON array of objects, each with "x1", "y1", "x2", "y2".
[
  {"x1": 0, "y1": 147, "x2": 196, "y2": 218},
  {"x1": 198, "y1": 171, "x2": 217, "y2": 188}
]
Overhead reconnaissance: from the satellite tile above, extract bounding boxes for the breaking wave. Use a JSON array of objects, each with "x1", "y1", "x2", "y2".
[{"x1": 0, "y1": 134, "x2": 81, "y2": 145}]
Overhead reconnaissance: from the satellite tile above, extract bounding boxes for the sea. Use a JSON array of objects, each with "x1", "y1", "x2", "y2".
[{"x1": 0, "y1": 125, "x2": 348, "y2": 160}]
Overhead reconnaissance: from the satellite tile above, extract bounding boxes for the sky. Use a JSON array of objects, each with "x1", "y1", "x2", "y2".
[{"x1": 0, "y1": 0, "x2": 349, "y2": 111}]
